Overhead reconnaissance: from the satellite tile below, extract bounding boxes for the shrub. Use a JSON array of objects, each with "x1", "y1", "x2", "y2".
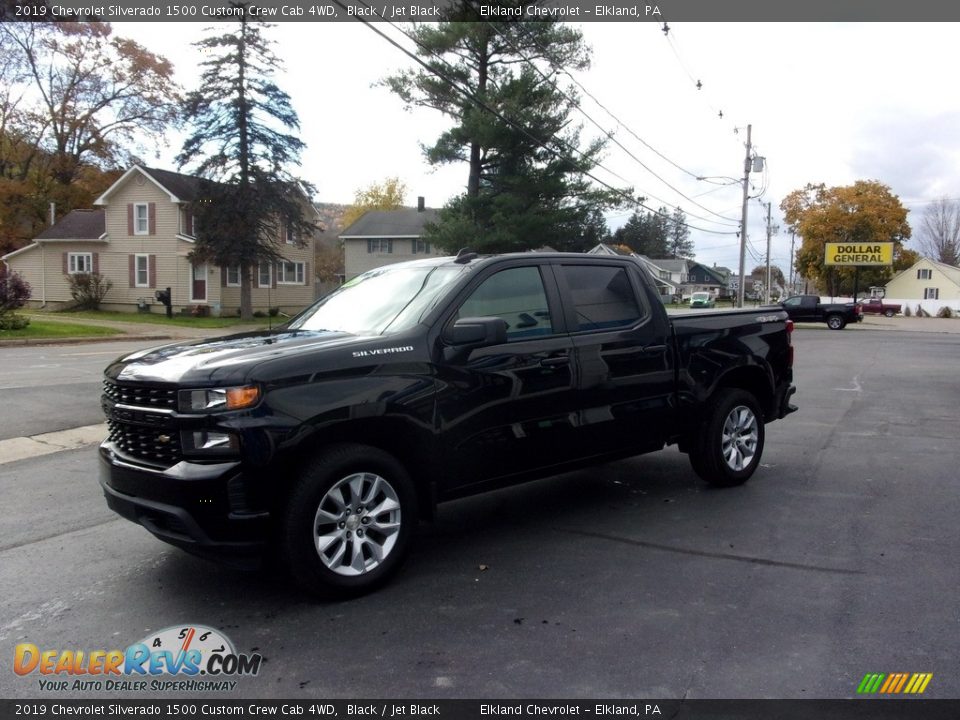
[
  {"x1": 0, "y1": 313, "x2": 30, "y2": 330},
  {"x1": 268, "y1": 306, "x2": 280, "y2": 317},
  {"x1": 0, "y1": 266, "x2": 32, "y2": 330},
  {"x1": 68, "y1": 273, "x2": 112, "y2": 310},
  {"x1": 904, "y1": 305, "x2": 911, "y2": 317},
  {"x1": 937, "y1": 306, "x2": 954, "y2": 318},
  {"x1": 253, "y1": 310, "x2": 267, "y2": 318}
]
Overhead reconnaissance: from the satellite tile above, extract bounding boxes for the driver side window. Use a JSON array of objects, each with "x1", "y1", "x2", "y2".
[{"x1": 457, "y1": 266, "x2": 554, "y2": 341}]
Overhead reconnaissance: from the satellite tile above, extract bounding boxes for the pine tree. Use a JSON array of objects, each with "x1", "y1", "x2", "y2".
[
  {"x1": 177, "y1": 13, "x2": 315, "y2": 320},
  {"x1": 382, "y1": 7, "x2": 626, "y2": 253},
  {"x1": 665, "y1": 207, "x2": 695, "y2": 259}
]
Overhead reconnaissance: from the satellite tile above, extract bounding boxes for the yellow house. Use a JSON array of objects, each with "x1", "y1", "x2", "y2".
[
  {"x1": 1, "y1": 165, "x2": 319, "y2": 316},
  {"x1": 883, "y1": 257, "x2": 960, "y2": 313}
]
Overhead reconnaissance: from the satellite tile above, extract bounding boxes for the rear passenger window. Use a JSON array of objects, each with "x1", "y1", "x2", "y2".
[
  {"x1": 561, "y1": 265, "x2": 644, "y2": 331},
  {"x1": 457, "y1": 266, "x2": 554, "y2": 341}
]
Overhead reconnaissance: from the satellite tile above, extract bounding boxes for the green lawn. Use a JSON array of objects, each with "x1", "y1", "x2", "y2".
[
  {"x1": 0, "y1": 319, "x2": 122, "y2": 340},
  {"x1": 33, "y1": 310, "x2": 276, "y2": 329}
]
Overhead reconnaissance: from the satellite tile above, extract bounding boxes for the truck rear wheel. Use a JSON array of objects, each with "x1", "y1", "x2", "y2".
[
  {"x1": 281, "y1": 444, "x2": 416, "y2": 597},
  {"x1": 826, "y1": 314, "x2": 846, "y2": 330},
  {"x1": 689, "y1": 388, "x2": 765, "y2": 487}
]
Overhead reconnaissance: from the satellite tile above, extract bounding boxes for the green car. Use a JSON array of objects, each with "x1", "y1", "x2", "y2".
[{"x1": 690, "y1": 291, "x2": 716, "y2": 308}]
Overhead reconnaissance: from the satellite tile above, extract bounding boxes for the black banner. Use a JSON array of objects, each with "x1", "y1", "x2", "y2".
[
  {"x1": 5, "y1": 0, "x2": 960, "y2": 22},
  {"x1": 3, "y1": 699, "x2": 960, "y2": 720}
]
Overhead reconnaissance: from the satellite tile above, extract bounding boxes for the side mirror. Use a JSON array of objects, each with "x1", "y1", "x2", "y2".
[{"x1": 447, "y1": 316, "x2": 508, "y2": 347}]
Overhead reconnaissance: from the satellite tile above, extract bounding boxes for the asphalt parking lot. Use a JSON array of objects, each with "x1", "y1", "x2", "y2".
[{"x1": 1, "y1": 326, "x2": 958, "y2": 700}]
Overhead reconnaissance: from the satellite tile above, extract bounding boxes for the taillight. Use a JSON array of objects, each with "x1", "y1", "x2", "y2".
[{"x1": 786, "y1": 319, "x2": 794, "y2": 367}]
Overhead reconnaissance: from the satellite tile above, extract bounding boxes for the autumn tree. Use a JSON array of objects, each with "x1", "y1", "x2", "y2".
[
  {"x1": 751, "y1": 264, "x2": 785, "y2": 288},
  {"x1": 0, "y1": 22, "x2": 178, "y2": 252},
  {"x1": 340, "y1": 177, "x2": 408, "y2": 230},
  {"x1": 918, "y1": 197, "x2": 960, "y2": 266},
  {"x1": 177, "y1": 15, "x2": 315, "y2": 320},
  {"x1": 382, "y1": 8, "x2": 626, "y2": 253},
  {"x1": 780, "y1": 181, "x2": 912, "y2": 295}
]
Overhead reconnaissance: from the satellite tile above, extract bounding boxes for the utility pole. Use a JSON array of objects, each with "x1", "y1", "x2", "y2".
[
  {"x1": 764, "y1": 202, "x2": 772, "y2": 304},
  {"x1": 736, "y1": 124, "x2": 752, "y2": 308},
  {"x1": 788, "y1": 231, "x2": 796, "y2": 296}
]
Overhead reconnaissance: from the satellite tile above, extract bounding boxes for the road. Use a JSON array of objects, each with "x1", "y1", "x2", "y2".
[
  {"x1": 1, "y1": 329, "x2": 958, "y2": 700},
  {"x1": 0, "y1": 341, "x2": 155, "y2": 440}
]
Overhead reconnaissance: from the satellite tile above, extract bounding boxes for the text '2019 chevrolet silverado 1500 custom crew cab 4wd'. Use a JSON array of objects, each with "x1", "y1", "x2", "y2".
[{"x1": 100, "y1": 252, "x2": 797, "y2": 596}]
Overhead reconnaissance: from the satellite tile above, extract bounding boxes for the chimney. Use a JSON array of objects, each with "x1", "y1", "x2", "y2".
[
  {"x1": 417, "y1": 196, "x2": 425, "y2": 212},
  {"x1": 50, "y1": 202, "x2": 56, "y2": 226}
]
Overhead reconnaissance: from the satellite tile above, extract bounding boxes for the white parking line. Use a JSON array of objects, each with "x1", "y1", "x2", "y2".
[{"x1": 0, "y1": 424, "x2": 108, "y2": 465}]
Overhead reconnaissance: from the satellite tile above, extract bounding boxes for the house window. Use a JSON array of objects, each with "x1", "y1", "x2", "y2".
[
  {"x1": 367, "y1": 239, "x2": 393, "y2": 254},
  {"x1": 135, "y1": 254, "x2": 150, "y2": 287},
  {"x1": 134, "y1": 203, "x2": 149, "y2": 235},
  {"x1": 917, "y1": 268, "x2": 932, "y2": 280},
  {"x1": 285, "y1": 224, "x2": 297, "y2": 245},
  {"x1": 226, "y1": 265, "x2": 241, "y2": 287},
  {"x1": 411, "y1": 239, "x2": 431, "y2": 255},
  {"x1": 924, "y1": 288, "x2": 939, "y2": 300},
  {"x1": 68, "y1": 253, "x2": 93, "y2": 274},
  {"x1": 258, "y1": 262, "x2": 272, "y2": 287},
  {"x1": 277, "y1": 261, "x2": 304, "y2": 285}
]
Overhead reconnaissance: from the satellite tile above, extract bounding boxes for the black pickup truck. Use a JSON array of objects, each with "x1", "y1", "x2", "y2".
[
  {"x1": 780, "y1": 294, "x2": 863, "y2": 330},
  {"x1": 100, "y1": 252, "x2": 797, "y2": 596}
]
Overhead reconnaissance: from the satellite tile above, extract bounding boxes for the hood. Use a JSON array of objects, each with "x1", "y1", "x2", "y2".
[{"x1": 104, "y1": 329, "x2": 365, "y2": 386}]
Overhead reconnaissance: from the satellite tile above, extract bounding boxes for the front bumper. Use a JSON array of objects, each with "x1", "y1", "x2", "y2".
[{"x1": 99, "y1": 442, "x2": 270, "y2": 564}]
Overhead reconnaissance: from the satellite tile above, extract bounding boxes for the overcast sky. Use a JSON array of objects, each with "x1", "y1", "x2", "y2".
[{"x1": 117, "y1": 20, "x2": 960, "y2": 274}]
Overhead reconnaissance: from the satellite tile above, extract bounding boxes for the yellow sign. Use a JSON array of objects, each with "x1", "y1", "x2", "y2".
[{"x1": 824, "y1": 242, "x2": 894, "y2": 266}]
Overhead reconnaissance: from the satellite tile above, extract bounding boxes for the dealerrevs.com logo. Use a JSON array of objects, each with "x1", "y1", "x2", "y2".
[{"x1": 13, "y1": 624, "x2": 263, "y2": 693}]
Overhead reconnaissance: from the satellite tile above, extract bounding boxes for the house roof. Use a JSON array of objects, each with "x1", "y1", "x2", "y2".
[
  {"x1": 647, "y1": 258, "x2": 690, "y2": 273},
  {"x1": 688, "y1": 261, "x2": 727, "y2": 285},
  {"x1": 35, "y1": 209, "x2": 105, "y2": 240},
  {"x1": 141, "y1": 166, "x2": 203, "y2": 201},
  {"x1": 339, "y1": 207, "x2": 439, "y2": 238},
  {"x1": 587, "y1": 242, "x2": 636, "y2": 257},
  {"x1": 95, "y1": 164, "x2": 203, "y2": 205}
]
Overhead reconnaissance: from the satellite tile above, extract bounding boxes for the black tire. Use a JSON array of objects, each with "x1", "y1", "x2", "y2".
[
  {"x1": 826, "y1": 314, "x2": 846, "y2": 330},
  {"x1": 281, "y1": 444, "x2": 417, "y2": 598},
  {"x1": 689, "y1": 388, "x2": 765, "y2": 487},
  {"x1": 884, "y1": 309, "x2": 895, "y2": 318}
]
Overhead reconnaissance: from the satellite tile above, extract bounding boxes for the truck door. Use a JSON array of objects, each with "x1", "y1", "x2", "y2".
[
  {"x1": 553, "y1": 262, "x2": 676, "y2": 457},
  {"x1": 435, "y1": 262, "x2": 582, "y2": 492}
]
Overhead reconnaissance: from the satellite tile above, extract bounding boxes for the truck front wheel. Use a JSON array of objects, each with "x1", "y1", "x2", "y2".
[
  {"x1": 281, "y1": 444, "x2": 416, "y2": 597},
  {"x1": 826, "y1": 314, "x2": 846, "y2": 330},
  {"x1": 884, "y1": 309, "x2": 895, "y2": 317},
  {"x1": 689, "y1": 389, "x2": 765, "y2": 487}
]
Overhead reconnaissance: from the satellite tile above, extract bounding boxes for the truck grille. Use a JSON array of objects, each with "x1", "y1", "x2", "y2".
[
  {"x1": 102, "y1": 380, "x2": 177, "y2": 410},
  {"x1": 107, "y1": 419, "x2": 182, "y2": 467}
]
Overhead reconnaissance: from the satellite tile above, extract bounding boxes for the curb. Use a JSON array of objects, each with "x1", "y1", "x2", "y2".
[
  {"x1": 0, "y1": 333, "x2": 173, "y2": 348},
  {"x1": 0, "y1": 424, "x2": 107, "y2": 465}
]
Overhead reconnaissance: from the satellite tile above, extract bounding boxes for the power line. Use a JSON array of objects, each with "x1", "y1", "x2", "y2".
[
  {"x1": 468, "y1": 9, "x2": 741, "y2": 229},
  {"x1": 344, "y1": 8, "x2": 739, "y2": 236}
]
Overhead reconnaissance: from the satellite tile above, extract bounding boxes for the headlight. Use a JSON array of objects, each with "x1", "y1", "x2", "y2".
[
  {"x1": 182, "y1": 430, "x2": 240, "y2": 454},
  {"x1": 179, "y1": 385, "x2": 260, "y2": 412}
]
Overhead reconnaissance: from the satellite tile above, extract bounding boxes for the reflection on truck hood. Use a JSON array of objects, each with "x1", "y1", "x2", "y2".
[{"x1": 106, "y1": 329, "x2": 360, "y2": 385}]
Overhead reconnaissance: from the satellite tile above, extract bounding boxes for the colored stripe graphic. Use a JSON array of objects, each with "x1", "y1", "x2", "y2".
[
  {"x1": 857, "y1": 673, "x2": 885, "y2": 694},
  {"x1": 858, "y1": 672, "x2": 933, "y2": 694}
]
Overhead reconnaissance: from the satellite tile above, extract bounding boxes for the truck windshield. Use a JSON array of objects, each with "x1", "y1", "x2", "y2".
[{"x1": 288, "y1": 264, "x2": 465, "y2": 335}]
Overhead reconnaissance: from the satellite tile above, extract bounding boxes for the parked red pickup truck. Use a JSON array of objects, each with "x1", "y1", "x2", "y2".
[{"x1": 861, "y1": 298, "x2": 901, "y2": 317}]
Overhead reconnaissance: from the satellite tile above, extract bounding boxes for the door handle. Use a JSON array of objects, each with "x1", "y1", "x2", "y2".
[
  {"x1": 641, "y1": 344, "x2": 668, "y2": 354},
  {"x1": 539, "y1": 354, "x2": 570, "y2": 368}
]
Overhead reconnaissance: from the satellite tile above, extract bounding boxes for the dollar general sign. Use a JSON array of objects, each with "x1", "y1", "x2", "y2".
[{"x1": 824, "y1": 242, "x2": 894, "y2": 266}]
